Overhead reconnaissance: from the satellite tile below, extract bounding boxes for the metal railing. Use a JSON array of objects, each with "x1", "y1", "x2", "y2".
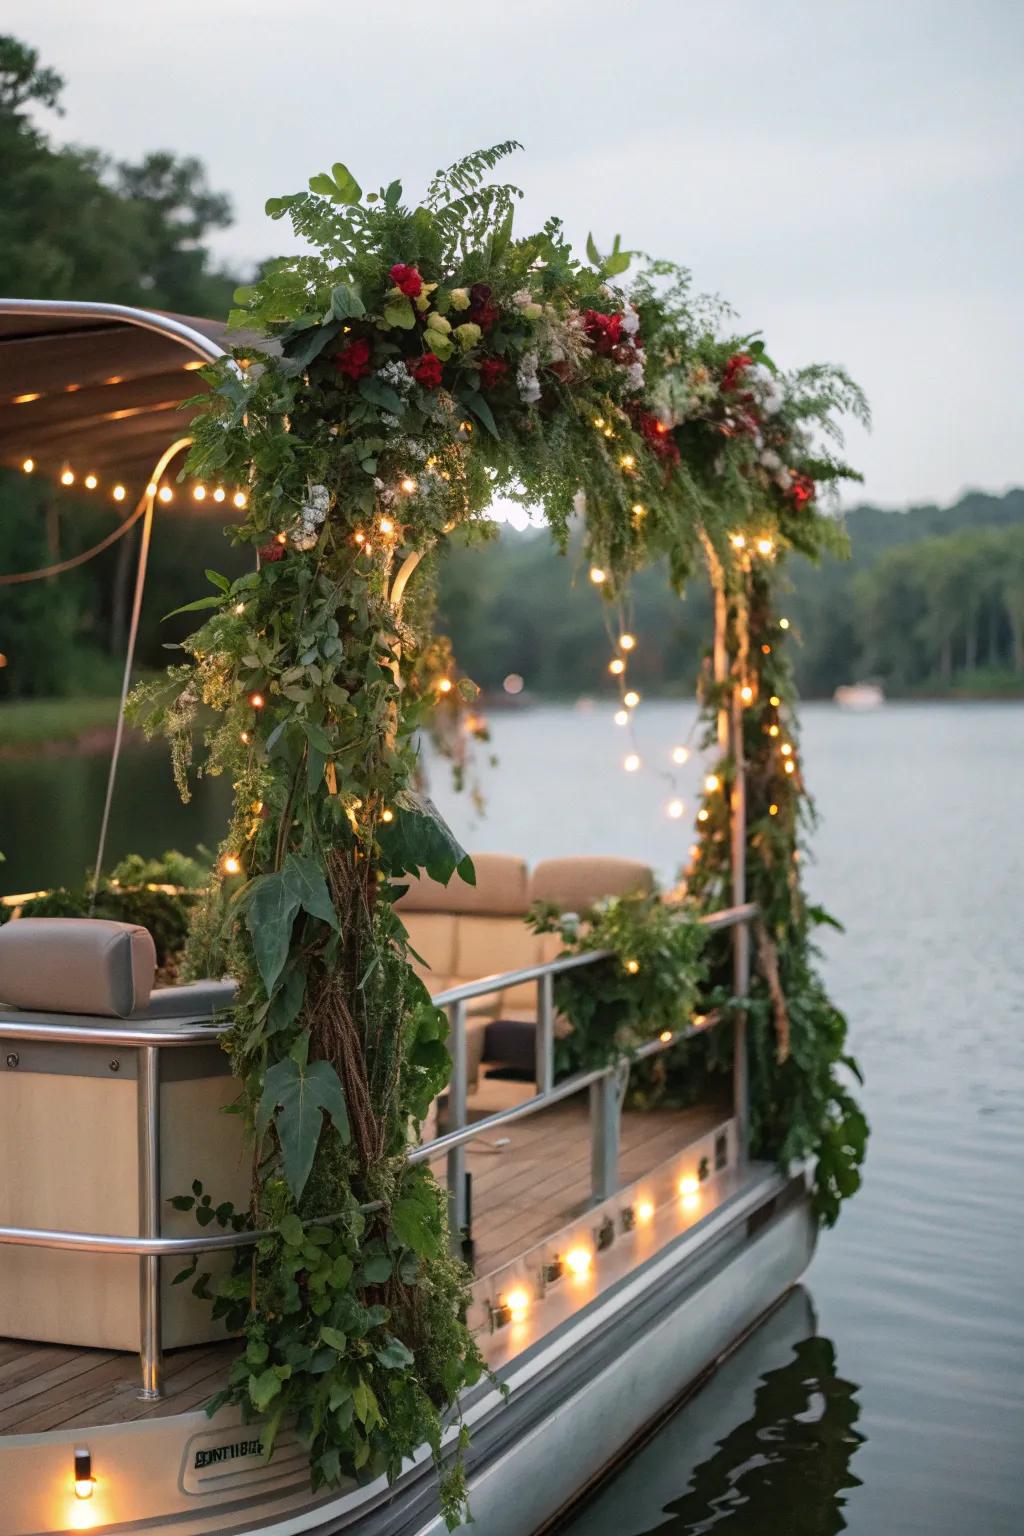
[{"x1": 0, "y1": 901, "x2": 756, "y2": 1396}]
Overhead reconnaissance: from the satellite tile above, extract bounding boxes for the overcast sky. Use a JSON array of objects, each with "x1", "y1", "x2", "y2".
[{"x1": 7, "y1": 0, "x2": 1023, "y2": 508}]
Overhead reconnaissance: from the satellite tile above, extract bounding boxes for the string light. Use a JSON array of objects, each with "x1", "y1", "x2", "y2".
[
  {"x1": 740, "y1": 685, "x2": 754, "y2": 704},
  {"x1": 248, "y1": 691, "x2": 265, "y2": 709},
  {"x1": 437, "y1": 677, "x2": 453, "y2": 694},
  {"x1": 756, "y1": 536, "x2": 774, "y2": 556},
  {"x1": 624, "y1": 690, "x2": 640, "y2": 708},
  {"x1": 609, "y1": 657, "x2": 626, "y2": 676},
  {"x1": 354, "y1": 530, "x2": 366, "y2": 544},
  {"x1": 274, "y1": 531, "x2": 287, "y2": 545},
  {"x1": 221, "y1": 854, "x2": 242, "y2": 876},
  {"x1": 239, "y1": 731, "x2": 250, "y2": 745},
  {"x1": 625, "y1": 957, "x2": 640, "y2": 974},
  {"x1": 704, "y1": 773, "x2": 720, "y2": 792},
  {"x1": 193, "y1": 484, "x2": 206, "y2": 501},
  {"x1": 769, "y1": 803, "x2": 779, "y2": 815},
  {"x1": 21, "y1": 458, "x2": 34, "y2": 473},
  {"x1": 60, "y1": 469, "x2": 75, "y2": 486},
  {"x1": 614, "y1": 709, "x2": 629, "y2": 726},
  {"x1": 659, "y1": 1028, "x2": 673, "y2": 1042},
  {"x1": 667, "y1": 798, "x2": 685, "y2": 819},
  {"x1": 84, "y1": 474, "x2": 98, "y2": 490},
  {"x1": 768, "y1": 724, "x2": 780, "y2": 737},
  {"x1": 671, "y1": 745, "x2": 689, "y2": 765},
  {"x1": 784, "y1": 759, "x2": 796, "y2": 775},
  {"x1": 779, "y1": 618, "x2": 790, "y2": 630},
  {"x1": 233, "y1": 602, "x2": 245, "y2": 615},
  {"x1": 399, "y1": 477, "x2": 417, "y2": 494},
  {"x1": 631, "y1": 502, "x2": 646, "y2": 520},
  {"x1": 624, "y1": 753, "x2": 641, "y2": 772},
  {"x1": 565, "y1": 1247, "x2": 592, "y2": 1277},
  {"x1": 593, "y1": 417, "x2": 605, "y2": 429},
  {"x1": 146, "y1": 482, "x2": 157, "y2": 497},
  {"x1": 233, "y1": 491, "x2": 247, "y2": 509},
  {"x1": 769, "y1": 694, "x2": 781, "y2": 707},
  {"x1": 381, "y1": 808, "x2": 395, "y2": 823},
  {"x1": 112, "y1": 485, "x2": 126, "y2": 502},
  {"x1": 780, "y1": 742, "x2": 793, "y2": 756},
  {"x1": 589, "y1": 565, "x2": 606, "y2": 584},
  {"x1": 762, "y1": 643, "x2": 772, "y2": 655},
  {"x1": 379, "y1": 516, "x2": 395, "y2": 535},
  {"x1": 697, "y1": 808, "x2": 709, "y2": 823},
  {"x1": 213, "y1": 487, "x2": 226, "y2": 503},
  {"x1": 158, "y1": 485, "x2": 173, "y2": 503},
  {"x1": 620, "y1": 633, "x2": 636, "y2": 651},
  {"x1": 619, "y1": 453, "x2": 636, "y2": 471},
  {"x1": 729, "y1": 533, "x2": 746, "y2": 550}
]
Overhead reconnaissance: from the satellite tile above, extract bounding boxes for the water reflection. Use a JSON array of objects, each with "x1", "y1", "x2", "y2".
[{"x1": 556, "y1": 1288, "x2": 864, "y2": 1536}]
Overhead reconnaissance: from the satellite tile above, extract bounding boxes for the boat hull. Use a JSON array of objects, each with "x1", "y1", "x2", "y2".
[{"x1": 0, "y1": 1164, "x2": 813, "y2": 1536}]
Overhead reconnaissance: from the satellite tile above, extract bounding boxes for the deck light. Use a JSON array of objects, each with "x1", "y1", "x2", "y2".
[
  {"x1": 60, "y1": 468, "x2": 75, "y2": 486},
  {"x1": 679, "y1": 1174, "x2": 701, "y2": 1210},
  {"x1": 233, "y1": 490, "x2": 247, "y2": 509},
  {"x1": 623, "y1": 690, "x2": 640, "y2": 708},
  {"x1": 21, "y1": 457, "x2": 34, "y2": 473},
  {"x1": 74, "y1": 1447, "x2": 93, "y2": 1499},
  {"x1": 614, "y1": 709, "x2": 629, "y2": 726},
  {"x1": 667, "y1": 798, "x2": 685, "y2": 819},
  {"x1": 589, "y1": 565, "x2": 606, "y2": 584},
  {"x1": 623, "y1": 754, "x2": 641, "y2": 773},
  {"x1": 505, "y1": 1288, "x2": 530, "y2": 1322},
  {"x1": 704, "y1": 774, "x2": 720, "y2": 792},
  {"x1": 157, "y1": 485, "x2": 173, "y2": 503},
  {"x1": 609, "y1": 657, "x2": 625, "y2": 675},
  {"x1": 779, "y1": 617, "x2": 790, "y2": 630},
  {"x1": 636, "y1": 1199, "x2": 655, "y2": 1224},
  {"x1": 619, "y1": 633, "x2": 636, "y2": 650},
  {"x1": 565, "y1": 1246, "x2": 592, "y2": 1277},
  {"x1": 671, "y1": 745, "x2": 689, "y2": 765},
  {"x1": 112, "y1": 484, "x2": 126, "y2": 502},
  {"x1": 221, "y1": 854, "x2": 242, "y2": 877}
]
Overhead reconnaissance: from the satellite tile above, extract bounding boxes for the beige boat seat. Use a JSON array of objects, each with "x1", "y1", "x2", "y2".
[{"x1": 0, "y1": 918, "x2": 245, "y2": 1353}]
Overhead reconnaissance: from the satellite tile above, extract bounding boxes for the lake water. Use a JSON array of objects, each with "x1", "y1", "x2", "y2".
[{"x1": 2, "y1": 701, "x2": 1023, "y2": 1533}]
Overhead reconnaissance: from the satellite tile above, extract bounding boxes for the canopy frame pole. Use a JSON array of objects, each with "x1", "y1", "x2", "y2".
[{"x1": 90, "y1": 436, "x2": 192, "y2": 902}]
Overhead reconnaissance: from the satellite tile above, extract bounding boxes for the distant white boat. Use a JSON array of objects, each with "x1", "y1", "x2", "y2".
[{"x1": 833, "y1": 682, "x2": 885, "y2": 710}]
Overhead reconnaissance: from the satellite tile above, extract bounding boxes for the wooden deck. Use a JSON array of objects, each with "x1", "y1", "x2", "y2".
[{"x1": 0, "y1": 1098, "x2": 723, "y2": 1433}]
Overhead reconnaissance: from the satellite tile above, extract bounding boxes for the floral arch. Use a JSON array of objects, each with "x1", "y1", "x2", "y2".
[{"x1": 133, "y1": 143, "x2": 868, "y2": 1523}]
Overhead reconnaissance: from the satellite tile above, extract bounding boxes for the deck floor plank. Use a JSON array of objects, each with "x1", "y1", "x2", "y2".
[{"x1": 0, "y1": 1096, "x2": 724, "y2": 1431}]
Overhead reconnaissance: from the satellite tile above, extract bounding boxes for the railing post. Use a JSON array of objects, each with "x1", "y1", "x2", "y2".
[
  {"x1": 446, "y1": 1000, "x2": 469, "y2": 1252},
  {"x1": 535, "y1": 971, "x2": 554, "y2": 1096},
  {"x1": 137, "y1": 1044, "x2": 163, "y2": 1399},
  {"x1": 590, "y1": 1061, "x2": 628, "y2": 1204},
  {"x1": 730, "y1": 623, "x2": 751, "y2": 1170}
]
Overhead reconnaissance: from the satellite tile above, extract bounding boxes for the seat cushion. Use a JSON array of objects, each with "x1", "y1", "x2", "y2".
[
  {"x1": 397, "y1": 853, "x2": 528, "y2": 915},
  {"x1": 529, "y1": 856, "x2": 654, "y2": 913},
  {"x1": 0, "y1": 917, "x2": 156, "y2": 1018},
  {"x1": 402, "y1": 912, "x2": 458, "y2": 981}
]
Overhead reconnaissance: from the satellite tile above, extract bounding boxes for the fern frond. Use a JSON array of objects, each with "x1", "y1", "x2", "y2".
[{"x1": 426, "y1": 140, "x2": 523, "y2": 209}]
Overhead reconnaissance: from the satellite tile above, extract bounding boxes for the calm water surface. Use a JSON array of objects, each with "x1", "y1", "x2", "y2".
[{"x1": 1, "y1": 701, "x2": 1022, "y2": 1533}]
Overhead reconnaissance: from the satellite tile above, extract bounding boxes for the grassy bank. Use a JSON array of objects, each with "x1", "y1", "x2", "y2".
[{"x1": 0, "y1": 695, "x2": 120, "y2": 751}]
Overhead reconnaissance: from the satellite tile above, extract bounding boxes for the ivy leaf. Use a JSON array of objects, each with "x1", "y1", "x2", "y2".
[
  {"x1": 320, "y1": 1325, "x2": 348, "y2": 1353},
  {"x1": 360, "y1": 1253, "x2": 392, "y2": 1284},
  {"x1": 390, "y1": 1188, "x2": 442, "y2": 1259},
  {"x1": 330, "y1": 283, "x2": 365, "y2": 320},
  {"x1": 283, "y1": 852, "x2": 339, "y2": 930},
  {"x1": 375, "y1": 1337, "x2": 415, "y2": 1370},
  {"x1": 377, "y1": 789, "x2": 475, "y2": 886},
  {"x1": 357, "y1": 376, "x2": 407, "y2": 416},
  {"x1": 257, "y1": 1056, "x2": 350, "y2": 1200},
  {"x1": 249, "y1": 1368, "x2": 283, "y2": 1412},
  {"x1": 242, "y1": 872, "x2": 301, "y2": 994}
]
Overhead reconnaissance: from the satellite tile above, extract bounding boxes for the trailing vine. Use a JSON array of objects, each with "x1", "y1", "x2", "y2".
[{"x1": 127, "y1": 141, "x2": 869, "y2": 1520}]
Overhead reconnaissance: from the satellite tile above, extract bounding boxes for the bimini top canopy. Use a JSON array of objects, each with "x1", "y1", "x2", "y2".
[{"x1": 0, "y1": 299, "x2": 232, "y2": 486}]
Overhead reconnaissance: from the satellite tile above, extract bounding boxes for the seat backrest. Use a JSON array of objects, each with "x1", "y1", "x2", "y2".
[
  {"x1": 528, "y1": 856, "x2": 654, "y2": 913},
  {"x1": 0, "y1": 917, "x2": 157, "y2": 1018}
]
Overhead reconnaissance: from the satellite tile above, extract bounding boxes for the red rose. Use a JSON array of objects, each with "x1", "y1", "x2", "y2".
[
  {"x1": 258, "y1": 539, "x2": 286, "y2": 563},
  {"x1": 583, "y1": 310, "x2": 624, "y2": 356},
  {"x1": 334, "y1": 336, "x2": 373, "y2": 380},
  {"x1": 721, "y1": 352, "x2": 753, "y2": 392},
  {"x1": 408, "y1": 352, "x2": 444, "y2": 390},
  {"x1": 389, "y1": 263, "x2": 423, "y2": 298},
  {"x1": 468, "y1": 282, "x2": 501, "y2": 331},
  {"x1": 478, "y1": 357, "x2": 509, "y2": 389},
  {"x1": 637, "y1": 410, "x2": 681, "y2": 466},
  {"x1": 789, "y1": 472, "x2": 815, "y2": 508}
]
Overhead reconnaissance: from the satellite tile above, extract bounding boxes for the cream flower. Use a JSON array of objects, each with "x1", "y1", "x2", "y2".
[
  {"x1": 454, "y1": 322, "x2": 483, "y2": 351},
  {"x1": 449, "y1": 288, "x2": 471, "y2": 311}
]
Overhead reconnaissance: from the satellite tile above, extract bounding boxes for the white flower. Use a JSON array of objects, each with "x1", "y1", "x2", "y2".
[
  {"x1": 380, "y1": 412, "x2": 400, "y2": 429},
  {"x1": 517, "y1": 350, "x2": 542, "y2": 404},
  {"x1": 376, "y1": 361, "x2": 413, "y2": 394},
  {"x1": 303, "y1": 483, "x2": 330, "y2": 525},
  {"x1": 626, "y1": 360, "x2": 645, "y2": 392},
  {"x1": 512, "y1": 289, "x2": 533, "y2": 307},
  {"x1": 762, "y1": 388, "x2": 784, "y2": 416},
  {"x1": 760, "y1": 449, "x2": 782, "y2": 472},
  {"x1": 621, "y1": 305, "x2": 640, "y2": 337},
  {"x1": 573, "y1": 488, "x2": 587, "y2": 517},
  {"x1": 290, "y1": 527, "x2": 319, "y2": 551}
]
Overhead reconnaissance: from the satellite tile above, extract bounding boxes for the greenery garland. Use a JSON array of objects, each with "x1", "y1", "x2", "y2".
[{"x1": 128, "y1": 142, "x2": 869, "y2": 1519}]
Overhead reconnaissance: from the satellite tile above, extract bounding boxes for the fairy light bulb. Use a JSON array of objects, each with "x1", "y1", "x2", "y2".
[
  {"x1": 659, "y1": 1029, "x2": 673, "y2": 1043},
  {"x1": 614, "y1": 709, "x2": 629, "y2": 726},
  {"x1": 399, "y1": 477, "x2": 417, "y2": 494},
  {"x1": 631, "y1": 502, "x2": 646, "y2": 519},
  {"x1": 619, "y1": 453, "x2": 636, "y2": 471},
  {"x1": 233, "y1": 490, "x2": 247, "y2": 509},
  {"x1": 730, "y1": 533, "x2": 746, "y2": 550},
  {"x1": 379, "y1": 515, "x2": 395, "y2": 535},
  {"x1": 768, "y1": 724, "x2": 780, "y2": 738},
  {"x1": 625, "y1": 958, "x2": 640, "y2": 974},
  {"x1": 593, "y1": 417, "x2": 605, "y2": 429},
  {"x1": 381, "y1": 807, "x2": 395, "y2": 823},
  {"x1": 248, "y1": 691, "x2": 265, "y2": 709},
  {"x1": 84, "y1": 474, "x2": 98, "y2": 490},
  {"x1": 589, "y1": 565, "x2": 606, "y2": 584},
  {"x1": 213, "y1": 486, "x2": 226, "y2": 503},
  {"x1": 780, "y1": 742, "x2": 793, "y2": 756},
  {"x1": 740, "y1": 685, "x2": 754, "y2": 704},
  {"x1": 112, "y1": 484, "x2": 126, "y2": 502},
  {"x1": 769, "y1": 803, "x2": 779, "y2": 816},
  {"x1": 221, "y1": 854, "x2": 242, "y2": 876},
  {"x1": 437, "y1": 677, "x2": 453, "y2": 694},
  {"x1": 756, "y1": 537, "x2": 774, "y2": 556},
  {"x1": 704, "y1": 774, "x2": 721, "y2": 793},
  {"x1": 233, "y1": 602, "x2": 245, "y2": 615},
  {"x1": 620, "y1": 633, "x2": 636, "y2": 651},
  {"x1": 354, "y1": 530, "x2": 366, "y2": 544},
  {"x1": 671, "y1": 745, "x2": 689, "y2": 765},
  {"x1": 60, "y1": 468, "x2": 75, "y2": 486},
  {"x1": 624, "y1": 690, "x2": 640, "y2": 708},
  {"x1": 779, "y1": 618, "x2": 790, "y2": 630},
  {"x1": 667, "y1": 798, "x2": 685, "y2": 819},
  {"x1": 239, "y1": 731, "x2": 250, "y2": 745},
  {"x1": 146, "y1": 482, "x2": 157, "y2": 497},
  {"x1": 193, "y1": 484, "x2": 207, "y2": 501},
  {"x1": 624, "y1": 753, "x2": 641, "y2": 773},
  {"x1": 697, "y1": 808, "x2": 709, "y2": 823},
  {"x1": 158, "y1": 485, "x2": 173, "y2": 503},
  {"x1": 609, "y1": 657, "x2": 626, "y2": 675},
  {"x1": 21, "y1": 457, "x2": 34, "y2": 473},
  {"x1": 784, "y1": 759, "x2": 796, "y2": 775},
  {"x1": 769, "y1": 695, "x2": 781, "y2": 707}
]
